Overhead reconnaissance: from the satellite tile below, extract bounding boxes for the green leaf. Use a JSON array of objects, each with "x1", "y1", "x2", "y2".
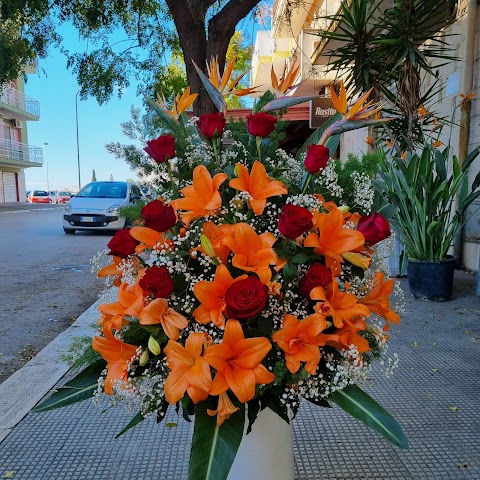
[
  {"x1": 296, "y1": 113, "x2": 341, "y2": 160},
  {"x1": 141, "y1": 90, "x2": 179, "y2": 133},
  {"x1": 188, "y1": 400, "x2": 245, "y2": 480},
  {"x1": 262, "y1": 95, "x2": 318, "y2": 112},
  {"x1": 304, "y1": 396, "x2": 332, "y2": 409},
  {"x1": 246, "y1": 398, "x2": 260, "y2": 435},
  {"x1": 331, "y1": 385, "x2": 408, "y2": 449},
  {"x1": 32, "y1": 359, "x2": 106, "y2": 412},
  {"x1": 282, "y1": 262, "x2": 298, "y2": 282},
  {"x1": 192, "y1": 60, "x2": 227, "y2": 113},
  {"x1": 115, "y1": 412, "x2": 145, "y2": 439},
  {"x1": 291, "y1": 253, "x2": 310, "y2": 264}
]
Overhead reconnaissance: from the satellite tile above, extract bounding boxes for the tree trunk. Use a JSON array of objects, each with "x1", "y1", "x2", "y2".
[{"x1": 165, "y1": 0, "x2": 262, "y2": 116}]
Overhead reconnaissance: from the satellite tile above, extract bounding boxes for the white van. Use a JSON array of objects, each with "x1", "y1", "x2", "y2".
[{"x1": 62, "y1": 181, "x2": 143, "y2": 234}]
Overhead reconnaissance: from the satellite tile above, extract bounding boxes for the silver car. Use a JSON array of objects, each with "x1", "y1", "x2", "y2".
[{"x1": 62, "y1": 181, "x2": 143, "y2": 234}]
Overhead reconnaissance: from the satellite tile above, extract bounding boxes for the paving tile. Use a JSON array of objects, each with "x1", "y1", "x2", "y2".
[{"x1": 0, "y1": 273, "x2": 479, "y2": 479}]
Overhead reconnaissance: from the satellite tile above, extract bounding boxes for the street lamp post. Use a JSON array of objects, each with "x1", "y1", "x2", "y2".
[
  {"x1": 75, "y1": 90, "x2": 81, "y2": 191},
  {"x1": 44, "y1": 142, "x2": 50, "y2": 193}
]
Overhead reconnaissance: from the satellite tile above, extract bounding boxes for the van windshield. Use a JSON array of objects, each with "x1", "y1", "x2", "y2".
[{"x1": 75, "y1": 182, "x2": 127, "y2": 199}]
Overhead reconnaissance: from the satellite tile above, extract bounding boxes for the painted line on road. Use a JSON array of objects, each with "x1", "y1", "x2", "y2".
[
  {"x1": 0, "y1": 208, "x2": 64, "y2": 215},
  {"x1": 0, "y1": 289, "x2": 115, "y2": 444}
]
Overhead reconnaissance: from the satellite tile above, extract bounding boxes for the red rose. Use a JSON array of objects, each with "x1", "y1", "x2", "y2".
[
  {"x1": 141, "y1": 200, "x2": 176, "y2": 232},
  {"x1": 246, "y1": 112, "x2": 277, "y2": 138},
  {"x1": 107, "y1": 229, "x2": 139, "y2": 259},
  {"x1": 278, "y1": 204, "x2": 313, "y2": 239},
  {"x1": 198, "y1": 112, "x2": 226, "y2": 139},
  {"x1": 139, "y1": 265, "x2": 174, "y2": 298},
  {"x1": 225, "y1": 276, "x2": 269, "y2": 320},
  {"x1": 304, "y1": 144, "x2": 329, "y2": 174},
  {"x1": 144, "y1": 134, "x2": 175, "y2": 163},
  {"x1": 357, "y1": 213, "x2": 391, "y2": 246},
  {"x1": 299, "y1": 263, "x2": 333, "y2": 299}
]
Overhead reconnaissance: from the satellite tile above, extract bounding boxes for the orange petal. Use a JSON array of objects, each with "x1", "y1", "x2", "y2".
[
  {"x1": 164, "y1": 367, "x2": 189, "y2": 404},
  {"x1": 224, "y1": 364, "x2": 256, "y2": 403}
]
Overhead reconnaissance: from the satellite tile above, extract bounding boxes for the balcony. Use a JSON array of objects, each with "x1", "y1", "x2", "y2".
[
  {"x1": 0, "y1": 86, "x2": 40, "y2": 121},
  {"x1": 0, "y1": 139, "x2": 43, "y2": 168}
]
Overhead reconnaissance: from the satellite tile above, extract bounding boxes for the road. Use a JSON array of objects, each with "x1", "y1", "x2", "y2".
[{"x1": 0, "y1": 203, "x2": 114, "y2": 383}]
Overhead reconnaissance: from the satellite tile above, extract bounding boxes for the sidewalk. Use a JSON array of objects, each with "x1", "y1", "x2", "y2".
[{"x1": 0, "y1": 272, "x2": 479, "y2": 479}]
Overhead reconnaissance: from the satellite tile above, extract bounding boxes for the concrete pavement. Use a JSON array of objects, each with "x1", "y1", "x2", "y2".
[{"x1": 0, "y1": 272, "x2": 479, "y2": 479}]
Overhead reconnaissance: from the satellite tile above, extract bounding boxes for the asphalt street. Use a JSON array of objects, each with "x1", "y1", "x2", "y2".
[{"x1": 0, "y1": 204, "x2": 112, "y2": 383}]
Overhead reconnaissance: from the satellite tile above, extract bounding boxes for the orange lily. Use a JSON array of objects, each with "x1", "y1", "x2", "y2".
[
  {"x1": 164, "y1": 332, "x2": 212, "y2": 404},
  {"x1": 206, "y1": 56, "x2": 258, "y2": 98},
  {"x1": 229, "y1": 161, "x2": 287, "y2": 215},
  {"x1": 193, "y1": 264, "x2": 247, "y2": 328},
  {"x1": 129, "y1": 226, "x2": 173, "y2": 253},
  {"x1": 98, "y1": 280, "x2": 145, "y2": 330},
  {"x1": 305, "y1": 208, "x2": 365, "y2": 276},
  {"x1": 170, "y1": 165, "x2": 228, "y2": 226},
  {"x1": 331, "y1": 82, "x2": 383, "y2": 120},
  {"x1": 97, "y1": 256, "x2": 123, "y2": 287},
  {"x1": 326, "y1": 316, "x2": 371, "y2": 353},
  {"x1": 221, "y1": 223, "x2": 281, "y2": 284},
  {"x1": 138, "y1": 298, "x2": 188, "y2": 340},
  {"x1": 432, "y1": 139, "x2": 443, "y2": 148},
  {"x1": 311, "y1": 280, "x2": 370, "y2": 328},
  {"x1": 156, "y1": 87, "x2": 198, "y2": 120},
  {"x1": 365, "y1": 136, "x2": 374, "y2": 146},
  {"x1": 359, "y1": 272, "x2": 400, "y2": 330},
  {"x1": 191, "y1": 222, "x2": 235, "y2": 264},
  {"x1": 272, "y1": 314, "x2": 329, "y2": 375},
  {"x1": 386, "y1": 138, "x2": 394, "y2": 148},
  {"x1": 271, "y1": 64, "x2": 300, "y2": 96},
  {"x1": 92, "y1": 321, "x2": 138, "y2": 395},
  {"x1": 204, "y1": 319, "x2": 274, "y2": 403},
  {"x1": 207, "y1": 392, "x2": 240, "y2": 426}
]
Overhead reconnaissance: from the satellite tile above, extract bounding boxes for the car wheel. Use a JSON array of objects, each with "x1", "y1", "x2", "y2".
[{"x1": 63, "y1": 227, "x2": 76, "y2": 235}]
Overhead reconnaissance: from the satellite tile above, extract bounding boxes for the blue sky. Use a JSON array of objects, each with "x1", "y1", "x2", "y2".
[
  {"x1": 25, "y1": 27, "x2": 144, "y2": 191},
  {"x1": 24, "y1": 10, "x2": 270, "y2": 192}
]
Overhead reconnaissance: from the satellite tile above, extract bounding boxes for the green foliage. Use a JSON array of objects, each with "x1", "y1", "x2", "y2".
[
  {"x1": 118, "y1": 199, "x2": 147, "y2": 223},
  {"x1": 319, "y1": 0, "x2": 457, "y2": 151},
  {"x1": 189, "y1": 400, "x2": 245, "y2": 480},
  {"x1": 60, "y1": 336, "x2": 101, "y2": 369},
  {"x1": 331, "y1": 384, "x2": 409, "y2": 449},
  {"x1": 376, "y1": 144, "x2": 480, "y2": 261},
  {"x1": 32, "y1": 358, "x2": 106, "y2": 412}
]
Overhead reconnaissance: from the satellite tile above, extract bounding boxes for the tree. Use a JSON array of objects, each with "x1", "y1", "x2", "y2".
[
  {"x1": 1, "y1": 0, "x2": 266, "y2": 115},
  {"x1": 319, "y1": 0, "x2": 456, "y2": 150},
  {"x1": 92, "y1": 169, "x2": 97, "y2": 182}
]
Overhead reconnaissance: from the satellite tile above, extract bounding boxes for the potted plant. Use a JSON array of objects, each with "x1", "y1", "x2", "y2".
[{"x1": 376, "y1": 143, "x2": 480, "y2": 301}]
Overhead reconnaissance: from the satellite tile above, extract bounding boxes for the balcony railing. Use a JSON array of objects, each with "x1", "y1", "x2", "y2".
[
  {"x1": 0, "y1": 86, "x2": 40, "y2": 117},
  {"x1": 0, "y1": 138, "x2": 43, "y2": 164}
]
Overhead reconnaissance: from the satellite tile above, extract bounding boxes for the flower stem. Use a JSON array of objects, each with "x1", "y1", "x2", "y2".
[
  {"x1": 302, "y1": 173, "x2": 313, "y2": 194},
  {"x1": 212, "y1": 138, "x2": 220, "y2": 170},
  {"x1": 165, "y1": 159, "x2": 178, "y2": 196},
  {"x1": 256, "y1": 136, "x2": 262, "y2": 163}
]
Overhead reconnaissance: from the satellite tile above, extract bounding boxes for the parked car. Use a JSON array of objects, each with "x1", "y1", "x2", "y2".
[
  {"x1": 27, "y1": 190, "x2": 51, "y2": 203},
  {"x1": 55, "y1": 191, "x2": 72, "y2": 204},
  {"x1": 62, "y1": 181, "x2": 143, "y2": 234},
  {"x1": 48, "y1": 191, "x2": 57, "y2": 203}
]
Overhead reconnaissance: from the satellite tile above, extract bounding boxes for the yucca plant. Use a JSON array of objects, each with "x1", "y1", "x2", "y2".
[
  {"x1": 318, "y1": 0, "x2": 457, "y2": 151},
  {"x1": 376, "y1": 144, "x2": 480, "y2": 264}
]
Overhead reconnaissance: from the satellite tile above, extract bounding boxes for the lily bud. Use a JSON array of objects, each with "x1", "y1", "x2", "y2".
[
  {"x1": 338, "y1": 205, "x2": 350, "y2": 213},
  {"x1": 139, "y1": 350, "x2": 149, "y2": 366},
  {"x1": 341, "y1": 252, "x2": 372, "y2": 270},
  {"x1": 200, "y1": 234, "x2": 215, "y2": 258},
  {"x1": 233, "y1": 165, "x2": 240, "y2": 177},
  {"x1": 148, "y1": 336, "x2": 161, "y2": 356}
]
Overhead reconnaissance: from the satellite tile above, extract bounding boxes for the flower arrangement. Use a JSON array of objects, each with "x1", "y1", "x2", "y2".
[{"x1": 35, "y1": 61, "x2": 408, "y2": 478}]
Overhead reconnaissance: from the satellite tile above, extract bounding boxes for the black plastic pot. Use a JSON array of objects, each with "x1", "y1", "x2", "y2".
[{"x1": 407, "y1": 256, "x2": 456, "y2": 301}]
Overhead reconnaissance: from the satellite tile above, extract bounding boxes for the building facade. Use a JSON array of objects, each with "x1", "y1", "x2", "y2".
[
  {"x1": 0, "y1": 76, "x2": 42, "y2": 203},
  {"x1": 251, "y1": 0, "x2": 479, "y2": 271}
]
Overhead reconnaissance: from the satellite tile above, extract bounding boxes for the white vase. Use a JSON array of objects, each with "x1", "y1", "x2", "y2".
[{"x1": 227, "y1": 407, "x2": 295, "y2": 480}]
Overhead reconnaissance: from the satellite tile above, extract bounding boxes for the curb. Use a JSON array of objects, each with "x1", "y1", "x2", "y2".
[{"x1": 0, "y1": 297, "x2": 103, "y2": 444}]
